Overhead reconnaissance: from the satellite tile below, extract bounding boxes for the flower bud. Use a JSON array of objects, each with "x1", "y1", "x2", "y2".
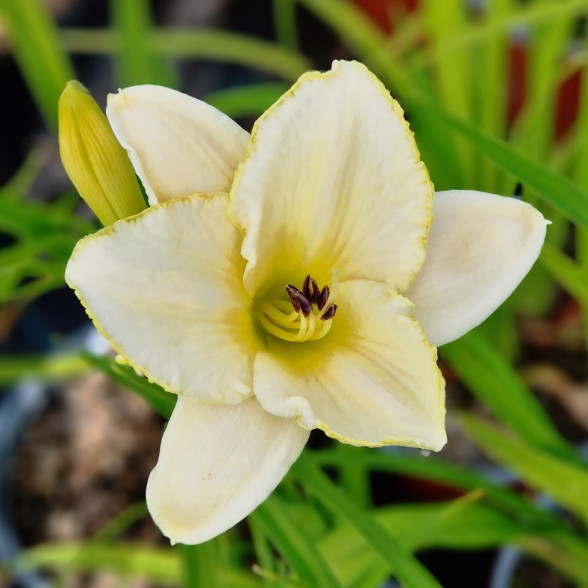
[{"x1": 59, "y1": 80, "x2": 146, "y2": 226}]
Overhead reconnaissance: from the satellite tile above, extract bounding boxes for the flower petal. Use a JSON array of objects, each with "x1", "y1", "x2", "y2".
[
  {"x1": 107, "y1": 85, "x2": 249, "y2": 205},
  {"x1": 66, "y1": 194, "x2": 259, "y2": 404},
  {"x1": 253, "y1": 280, "x2": 446, "y2": 450},
  {"x1": 229, "y1": 60, "x2": 433, "y2": 299},
  {"x1": 147, "y1": 395, "x2": 309, "y2": 545},
  {"x1": 405, "y1": 190, "x2": 548, "y2": 347}
]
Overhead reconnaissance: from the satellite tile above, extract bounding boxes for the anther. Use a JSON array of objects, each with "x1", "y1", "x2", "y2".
[
  {"x1": 286, "y1": 285, "x2": 302, "y2": 312},
  {"x1": 302, "y1": 275, "x2": 311, "y2": 299},
  {"x1": 309, "y1": 278, "x2": 320, "y2": 303},
  {"x1": 259, "y1": 271, "x2": 337, "y2": 343},
  {"x1": 321, "y1": 304, "x2": 337, "y2": 321},
  {"x1": 317, "y1": 285, "x2": 330, "y2": 310},
  {"x1": 297, "y1": 292, "x2": 313, "y2": 317}
]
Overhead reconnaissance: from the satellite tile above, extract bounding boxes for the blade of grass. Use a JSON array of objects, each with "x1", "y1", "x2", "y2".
[
  {"x1": 420, "y1": 0, "x2": 474, "y2": 183},
  {"x1": 205, "y1": 83, "x2": 290, "y2": 119},
  {"x1": 296, "y1": 0, "x2": 411, "y2": 94},
  {"x1": 540, "y1": 242, "x2": 588, "y2": 306},
  {"x1": 334, "y1": 442, "x2": 371, "y2": 509},
  {"x1": 60, "y1": 28, "x2": 312, "y2": 82},
  {"x1": 252, "y1": 496, "x2": 343, "y2": 588},
  {"x1": 574, "y1": 28, "x2": 588, "y2": 354},
  {"x1": 306, "y1": 449, "x2": 558, "y2": 527},
  {"x1": 321, "y1": 499, "x2": 588, "y2": 588},
  {"x1": 273, "y1": 0, "x2": 299, "y2": 52},
  {"x1": 0, "y1": 352, "x2": 88, "y2": 385},
  {"x1": 181, "y1": 542, "x2": 221, "y2": 588},
  {"x1": 1, "y1": 0, "x2": 75, "y2": 129},
  {"x1": 427, "y1": 0, "x2": 588, "y2": 60},
  {"x1": 299, "y1": 0, "x2": 588, "y2": 229},
  {"x1": 291, "y1": 458, "x2": 443, "y2": 588},
  {"x1": 109, "y1": 0, "x2": 177, "y2": 87},
  {"x1": 93, "y1": 502, "x2": 148, "y2": 543},
  {"x1": 17, "y1": 542, "x2": 264, "y2": 587},
  {"x1": 319, "y1": 498, "x2": 522, "y2": 588},
  {"x1": 248, "y1": 516, "x2": 280, "y2": 587},
  {"x1": 81, "y1": 352, "x2": 175, "y2": 419},
  {"x1": 440, "y1": 330, "x2": 573, "y2": 457},
  {"x1": 427, "y1": 104, "x2": 588, "y2": 229},
  {"x1": 476, "y1": 0, "x2": 512, "y2": 191},
  {"x1": 510, "y1": 11, "x2": 572, "y2": 161},
  {"x1": 462, "y1": 415, "x2": 588, "y2": 526}
]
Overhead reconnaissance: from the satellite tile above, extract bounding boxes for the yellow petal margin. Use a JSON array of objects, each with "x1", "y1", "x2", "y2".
[
  {"x1": 229, "y1": 60, "x2": 433, "y2": 300},
  {"x1": 66, "y1": 194, "x2": 260, "y2": 404},
  {"x1": 253, "y1": 280, "x2": 446, "y2": 451}
]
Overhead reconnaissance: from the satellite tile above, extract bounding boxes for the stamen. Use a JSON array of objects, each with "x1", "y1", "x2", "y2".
[
  {"x1": 321, "y1": 304, "x2": 337, "y2": 320},
  {"x1": 302, "y1": 275, "x2": 311, "y2": 299},
  {"x1": 286, "y1": 284, "x2": 302, "y2": 312},
  {"x1": 309, "y1": 278, "x2": 320, "y2": 303},
  {"x1": 317, "y1": 285, "x2": 330, "y2": 311},
  {"x1": 297, "y1": 292, "x2": 312, "y2": 317},
  {"x1": 257, "y1": 271, "x2": 339, "y2": 343}
]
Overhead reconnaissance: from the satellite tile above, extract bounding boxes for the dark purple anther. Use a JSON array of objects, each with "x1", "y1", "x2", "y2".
[
  {"x1": 317, "y1": 286, "x2": 330, "y2": 310},
  {"x1": 321, "y1": 304, "x2": 337, "y2": 321},
  {"x1": 310, "y1": 279, "x2": 320, "y2": 303},
  {"x1": 302, "y1": 275, "x2": 311, "y2": 298},
  {"x1": 286, "y1": 285, "x2": 302, "y2": 312},
  {"x1": 297, "y1": 293, "x2": 313, "y2": 317}
]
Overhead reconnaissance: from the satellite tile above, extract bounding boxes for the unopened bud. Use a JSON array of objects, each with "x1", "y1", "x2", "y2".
[{"x1": 59, "y1": 80, "x2": 146, "y2": 226}]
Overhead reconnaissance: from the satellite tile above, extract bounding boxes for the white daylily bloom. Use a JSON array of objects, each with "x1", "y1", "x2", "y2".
[{"x1": 64, "y1": 60, "x2": 547, "y2": 545}]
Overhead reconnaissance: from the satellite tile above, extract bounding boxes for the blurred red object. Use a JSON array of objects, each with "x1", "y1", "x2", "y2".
[
  {"x1": 353, "y1": 0, "x2": 581, "y2": 140},
  {"x1": 352, "y1": 0, "x2": 418, "y2": 34}
]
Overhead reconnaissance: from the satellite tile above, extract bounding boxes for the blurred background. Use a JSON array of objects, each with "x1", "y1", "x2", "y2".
[{"x1": 1, "y1": 0, "x2": 588, "y2": 586}]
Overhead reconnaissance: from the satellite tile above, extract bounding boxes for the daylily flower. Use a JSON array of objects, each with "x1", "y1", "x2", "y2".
[{"x1": 64, "y1": 61, "x2": 547, "y2": 545}]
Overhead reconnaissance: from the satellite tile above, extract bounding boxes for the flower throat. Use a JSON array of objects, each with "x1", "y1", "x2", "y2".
[{"x1": 256, "y1": 273, "x2": 338, "y2": 343}]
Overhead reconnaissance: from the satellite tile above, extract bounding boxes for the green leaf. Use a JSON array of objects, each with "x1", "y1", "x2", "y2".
[
  {"x1": 205, "y1": 83, "x2": 290, "y2": 119},
  {"x1": 510, "y1": 11, "x2": 573, "y2": 161},
  {"x1": 181, "y1": 541, "x2": 222, "y2": 588},
  {"x1": 299, "y1": 0, "x2": 588, "y2": 229},
  {"x1": 307, "y1": 449, "x2": 557, "y2": 527},
  {"x1": 540, "y1": 242, "x2": 588, "y2": 306},
  {"x1": 0, "y1": 159, "x2": 93, "y2": 304},
  {"x1": 109, "y1": 0, "x2": 177, "y2": 87},
  {"x1": 2, "y1": 0, "x2": 75, "y2": 128},
  {"x1": 319, "y1": 499, "x2": 523, "y2": 588},
  {"x1": 61, "y1": 28, "x2": 312, "y2": 81},
  {"x1": 474, "y1": 0, "x2": 512, "y2": 191},
  {"x1": 426, "y1": 0, "x2": 588, "y2": 60},
  {"x1": 462, "y1": 415, "x2": 588, "y2": 525},
  {"x1": 420, "y1": 0, "x2": 474, "y2": 183},
  {"x1": 426, "y1": 104, "x2": 588, "y2": 229},
  {"x1": 273, "y1": 0, "x2": 299, "y2": 52},
  {"x1": 0, "y1": 352, "x2": 88, "y2": 386},
  {"x1": 440, "y1": 330, "x2": 572, "y2": 455},
  {"x1": 573, "y1": 24, "x2": 588, "y2": 353},
  {"x1": 291, "y1": 458, "x2": 443, "y2": 588},
  {"x1": 252, "y1": 495, "x2": 343, "y2": 588},
  {"x1": 16, "y1": 542, "x2": 263, "y2": 587},
  {"x1": 93, "y1": 502, "x2": 148, "y2": 543},
  {"x1": 81, "y1": 352, "x2": 176, "y2": 419}
]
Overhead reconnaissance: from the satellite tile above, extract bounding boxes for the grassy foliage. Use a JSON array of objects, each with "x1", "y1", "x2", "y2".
[{"x1": 2, "y1": 0, "x2": 588, "y2": 586}]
